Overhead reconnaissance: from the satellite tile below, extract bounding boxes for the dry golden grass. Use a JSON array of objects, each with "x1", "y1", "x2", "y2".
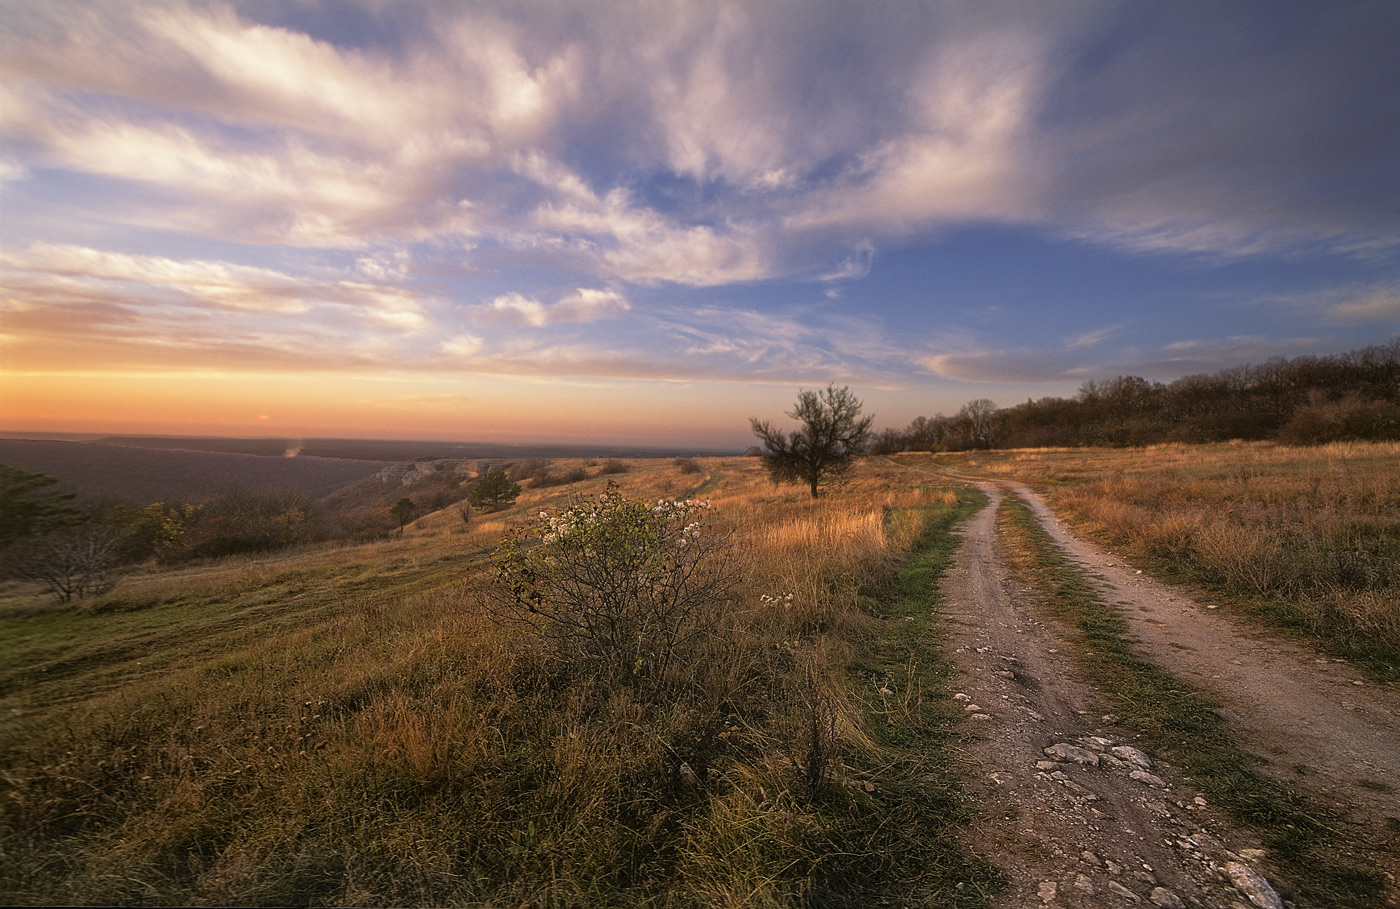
[
  {"x1": 0, "y1": 455, "x2": 974, "y2": 906},
  {"x1": 900, "y1": 441, "x2": 1400, "y2": 672}
]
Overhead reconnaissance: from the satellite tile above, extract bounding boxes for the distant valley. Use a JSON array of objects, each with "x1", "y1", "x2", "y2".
[
  {"x1": 0, "y1": 435, "x2": 733, "y2": 505},
  {"x1": 0, "y1": 439, "x2": 392, "y2": 504}
]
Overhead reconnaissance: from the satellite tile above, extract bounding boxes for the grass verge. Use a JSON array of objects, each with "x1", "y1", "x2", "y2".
[
  {"x1": 997, "y1": 492, "x2": 1384, "y2": 909},
  {"x1": 827, "y1": 489, "x2": 1005, "y2": 906}
]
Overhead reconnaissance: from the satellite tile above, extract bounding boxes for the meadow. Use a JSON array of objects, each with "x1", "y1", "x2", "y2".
[
  {"x1": 899, "y1": 440, "x2": 1400, "y2": 680},
  {"x1": 0, "y1": 457, "x2": 995, "y2": 906}
]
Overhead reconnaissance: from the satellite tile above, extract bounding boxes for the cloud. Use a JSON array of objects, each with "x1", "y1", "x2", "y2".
[
  {"x1": 1037, "y1": 5, "x2": 1400, "y2": 258},
  {"x1": 0, "y1": 2, "x2": 1057, "y2": 280},
  {"x1": 554, "y1": 288, "x2": 630, "y2": 322},
  {"x1": 918, "y1": 333, "x2": 1343, "y2": 386},
  {"x1": 483, "y1": 292, "x2": 548, "y2": 327},
  {"x1": 475, "y1": 287, "x2": 628, "y2": 328},
  {"x1": 3, "y1": 243, "x2": 311, "y2": 313},
  {"x1": 0, "y1": 237, "x2": 899, "y2": 388},
  {"x1": 919, "y1": 349, "x2": 1101, "y2": 384},
  {"x1": 1, "y1": 243, "x2": 428, "y2": 323},
  {"x1": 1260, "y1": 282, "x2": 1400, "y2": 324},
  {"x1": 441, "y1": 334, "x2": 484, "y2": 358},
  {"x1": 819, "y1": 241, "x2": 875, "y2": 282},
  {"x1": 1066, "y1": 325, "x2": 1122, "y2": 350},
  {"x1": 515, "y1": 153, "x2": 774, "y2": 285},
  {"x1": 789, "y1": 29, "x2": 1051, "y2": 236},
  {"x1": 0, "y1": 243, "x2": 434, "y2": 377},
  {"x1": 1322, "y1": 286, "x2": 1400, "y2": 322},
  {"x1": 2, "y1": 0, "x2": 1396, "y2": 299},
  {"x1": 659, "y1": 304, "x2": 910, "y2": 388}
]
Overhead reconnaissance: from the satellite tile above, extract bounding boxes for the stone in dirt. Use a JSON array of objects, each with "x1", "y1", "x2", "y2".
[
  {"x1": 1107, "y1": 880, "x2": 1141, "y2": 901},
  {"x1": 1223, "y1": 861, "x2": 1282, "y2": 909},
  {"x1": 1038, "y1": 880, "x2": 1057, "y2": 903},
  {"x1": 1130, "y1": 769, "x2": 1169, "y2": 789},
  {"x1": 1044, "y1": 743, "x2": 1100, "y2": 767},
  {"x1": 1112, "y1": 744, "x2": 1152, "y2": 769},
  {"x1": 1149, "y1": 886, "x2": 1186, "y2": 908}
]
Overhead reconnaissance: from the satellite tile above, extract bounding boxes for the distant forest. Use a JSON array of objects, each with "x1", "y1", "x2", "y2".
[{"x1": 873, "y1": 338, "x2": 1400, "y2": 452}]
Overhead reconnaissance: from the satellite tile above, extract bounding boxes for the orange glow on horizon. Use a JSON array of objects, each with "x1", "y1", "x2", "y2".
[{"x1": 0, "y1": 370, "x2": 759, "y2": 449}]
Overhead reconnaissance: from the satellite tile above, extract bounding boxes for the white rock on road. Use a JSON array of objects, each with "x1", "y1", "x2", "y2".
[
  {"x1": 1223, "y1": 861, "x2": 1283, "y2": 909},
  {"x1": 1043, "y1": 742, "x2": 1100, "y2": 767},
  {"x1": 1112, "y1": 744, "x2": 1152, "y2": 769}
]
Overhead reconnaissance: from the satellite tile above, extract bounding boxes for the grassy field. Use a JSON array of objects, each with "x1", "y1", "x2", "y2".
[
  {"x1": 896, "y1": 441, "x2": 1400, "y2": 682},
  {"x1": 0, "y1": 457, "x2": 994, "y2": 906}
]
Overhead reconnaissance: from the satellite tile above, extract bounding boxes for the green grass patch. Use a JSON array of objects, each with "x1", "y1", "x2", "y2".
[
  {"x1": 824, "y1": 487, "x2": 1004, "y2": 906},
  {"x1": 998, "y1": 493, "x2": 1384, "y2": 909}
]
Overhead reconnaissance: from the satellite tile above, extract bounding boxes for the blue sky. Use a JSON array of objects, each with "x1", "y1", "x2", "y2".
[{"x1": 1, "y1": 0, "x2": 1397, "y2": 448}]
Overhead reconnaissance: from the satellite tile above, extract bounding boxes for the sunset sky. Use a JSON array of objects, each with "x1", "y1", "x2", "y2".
[{"x1": 2, "y1": 1, "x2": 1398, "y2": 449}]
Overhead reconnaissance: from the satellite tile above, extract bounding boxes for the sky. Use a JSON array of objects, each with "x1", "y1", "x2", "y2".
[{"x1": 1, "y1": 0, "x2": 1398, "y2": 450}]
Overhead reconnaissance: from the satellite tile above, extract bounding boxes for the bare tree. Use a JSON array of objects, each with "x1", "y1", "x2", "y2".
[
  {"x1": 750, "y1": 385, "x2": 874, "y2": 498},
  {"x1": 10, "y1": 524, "x2": 125, "y2": 602},
  {"x1": 958, "y1": 398, "x2": 999, "y2": 449}
]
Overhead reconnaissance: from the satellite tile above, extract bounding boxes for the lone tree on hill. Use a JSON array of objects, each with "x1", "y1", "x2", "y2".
[
  {"x1": 750, "y1": 385, "x2": 874, "y2": 498},
  {"x1": 390, "y1": 497, "x2": 417, "y2": 534},
  {"x1": 469, "y1": 467, "x2": 521, "y2": 511}
]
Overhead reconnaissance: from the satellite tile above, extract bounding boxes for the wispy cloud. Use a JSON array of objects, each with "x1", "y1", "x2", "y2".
[
  {"x1": 474, "y1": 287, "x2": 630, "y2": 327},
  {"x1": 820, "y1": 241, "x2": 876, "y2": 282},
  {"x1": 1314, "y1": 285, "x2": 1400, "y2": 322},
  {"x1": 918, "y1": 333, "x2": 1344, "y2": 386},
  {"x1": 919, "y1": 348, "x2": 1103, "y2": 385},
  {"x1": 2, "y1": 243, "x2": 426, "y2": 324},
  {"x1": 5, "y1": 2, "x2": 1396, "y2": 276}
]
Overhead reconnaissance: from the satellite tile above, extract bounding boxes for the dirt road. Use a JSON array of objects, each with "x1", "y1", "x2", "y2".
[{"x1": 940, "y1": 480, "x2": 1400, "y2": 908}]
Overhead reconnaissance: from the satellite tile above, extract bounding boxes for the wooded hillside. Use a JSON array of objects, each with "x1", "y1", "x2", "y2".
[{"x1": 875, "y1": 338, "x2": 1400, "y2": 452}]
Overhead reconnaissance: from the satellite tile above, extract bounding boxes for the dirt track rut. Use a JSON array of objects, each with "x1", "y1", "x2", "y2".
[
  {"x1": 940, "y1": 480, "x2": 1400, "y2": 907},
  {"x1": 1007, "y1": 482, "x2": 1400, "y2": 836}
]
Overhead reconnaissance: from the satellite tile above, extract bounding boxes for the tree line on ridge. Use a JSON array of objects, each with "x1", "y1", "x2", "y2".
[{"x1": 871, "y1": 338, "x2": 1400, "y2": 452}]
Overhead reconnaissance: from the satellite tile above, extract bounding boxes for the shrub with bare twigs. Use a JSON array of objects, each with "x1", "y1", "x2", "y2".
[{"x1": 487, "y1": 484, "x2": 738, "y2": 685}]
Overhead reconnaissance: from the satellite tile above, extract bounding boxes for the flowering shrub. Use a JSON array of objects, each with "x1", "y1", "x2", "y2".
[{"x1": 488, "y1": 484, "x2": 737, "y2": 683}]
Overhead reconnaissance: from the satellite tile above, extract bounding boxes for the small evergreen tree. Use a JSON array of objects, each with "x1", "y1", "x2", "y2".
[
  {"x1": 469, "y1": 468, "x2": 521, "y2": 510},
  {"x1": 0, "y1": 464, "x2": 85, "y2": 548},
  {"x1": 390, "y1": 497, "x2": 417, "y2": 534}
]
